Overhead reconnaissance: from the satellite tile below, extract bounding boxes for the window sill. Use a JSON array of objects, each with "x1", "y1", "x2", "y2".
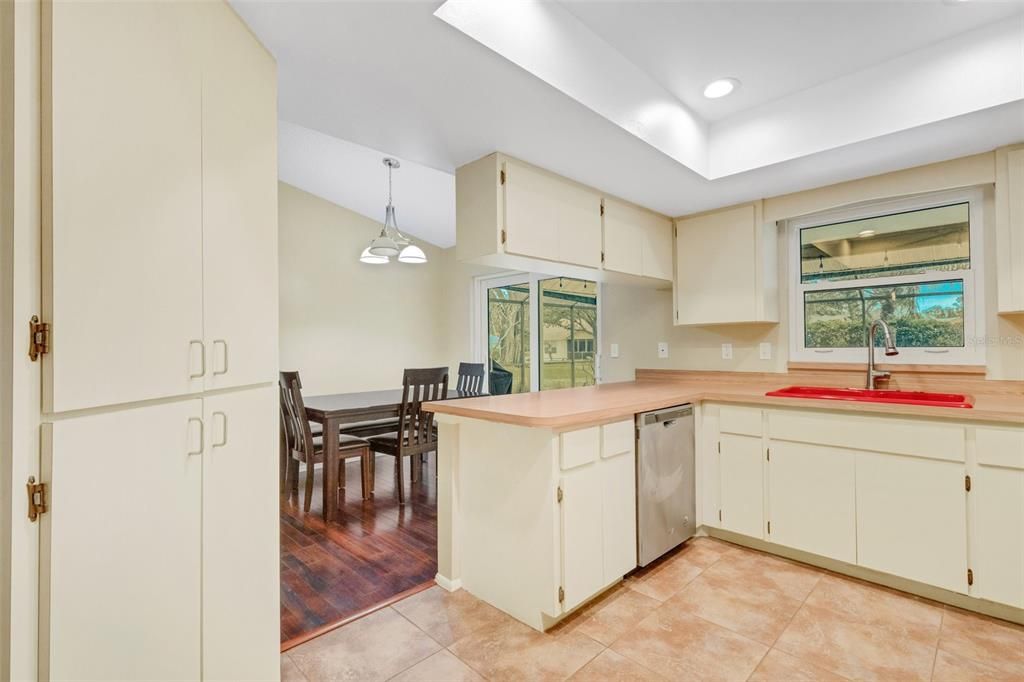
[{"x1": 788, "y1": 361, "x2": 986, "y2": 376}]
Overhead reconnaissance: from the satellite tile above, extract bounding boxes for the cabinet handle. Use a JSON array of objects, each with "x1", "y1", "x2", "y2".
[
  {"x1": 189, "y1": 340, "x2": 206, "y2": 378},
  {"x1": 212, "y1": 411, "x2": 228, "y2": 448},
  {"x1": 213, "y1": 339, "x2": 229, "y2": 376},
  {"x1": 187, "y1": 417, "x2": 204, "y2": 456}
]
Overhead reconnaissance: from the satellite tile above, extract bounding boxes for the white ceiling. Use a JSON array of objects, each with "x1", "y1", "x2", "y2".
[
  {"x1": 232, "y1": 0, "x2": 1024, "y2": 248},
  {"x1": 561, "y1": 0, "x2": 1024, "y2": 122}
]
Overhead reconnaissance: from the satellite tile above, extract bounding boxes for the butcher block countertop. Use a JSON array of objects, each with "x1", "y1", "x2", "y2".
[{"x1": 426, "y1": 375, "x2": 1024, "y2": 429}]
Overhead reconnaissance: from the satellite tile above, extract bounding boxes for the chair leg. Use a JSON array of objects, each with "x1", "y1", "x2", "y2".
[
  {"x1": 411, "y1": 454, "x2": 421, "y2": 484},
  {"x1": 396, "y1": 455, "x2": 406, "y2": 505},
  {"x1": 339, "y1": 455, "x2": 347, "y2": 489},
  {"x1": 289, "y1": 458, "x2": 300, "y2": 495},
  {"x1": 360, "y1": 447, "x2": 371, "y2": 501},
  {"x1": 303, "y1": 461, "x2": 314, "y2": 513}
]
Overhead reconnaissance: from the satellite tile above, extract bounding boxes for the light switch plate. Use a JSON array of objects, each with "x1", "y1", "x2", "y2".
[
  {"x1": 759, "y1": 342, "x2": 772, "y2": 360},
  {"x1": 721, "y1": 343, "x2": 733, "y2": 360},
  {"x1": 657, "y1": 342, "x2": 669, "y2": 359},
  {"x1": 610, "y1": 343, "x2": 620, "y2": 358}
]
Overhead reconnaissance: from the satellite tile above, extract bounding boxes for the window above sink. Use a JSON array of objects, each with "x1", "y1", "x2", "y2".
[{"x1": 788, "y1": 188, "x2": 986, "y2": 366}]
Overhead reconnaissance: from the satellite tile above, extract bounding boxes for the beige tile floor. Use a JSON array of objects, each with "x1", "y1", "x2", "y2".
[{"x1": 282, "y1": 537, "x2": 1024, "y2": 681}]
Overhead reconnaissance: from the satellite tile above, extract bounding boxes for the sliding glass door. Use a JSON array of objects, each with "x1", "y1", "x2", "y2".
[
  {"x1": 486, "y1": 281, "x2": 531, "y2": 394},
  {"x1": 539, "y1": 277, "x2": 597, "y2": 390},
  {"x1": 480, "y1": 274, "x2": 599, "y2": 394}
]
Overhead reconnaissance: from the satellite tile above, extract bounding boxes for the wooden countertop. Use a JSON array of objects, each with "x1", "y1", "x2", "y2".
[{"x1": 425, "y1": 379, "x2": 1024, "y2": 429}]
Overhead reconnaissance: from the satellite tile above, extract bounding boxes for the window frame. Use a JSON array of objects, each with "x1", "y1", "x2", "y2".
[
  {"x1": 472, "y1": 270, "x2": 603, "y2": 392},
  {"x1": 787, "y1": 188, "x2": 985, "y2": 366}
]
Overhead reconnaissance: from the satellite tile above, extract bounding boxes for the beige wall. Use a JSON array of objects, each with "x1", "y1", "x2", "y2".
[
  {"x1": 279, "y1": 182, "x2": 453, "y2": 395},
  {"x1": 653, "y1": 151, "x2": 1024, "y2": 380}
]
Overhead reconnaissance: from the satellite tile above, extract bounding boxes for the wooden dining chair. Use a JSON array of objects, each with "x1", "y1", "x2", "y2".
[
  {"x1": 367, "y1": 367, "x2": 449, "y2": 505},
  {"x1": 281, "y1": 378, "x2": 373, "y2": 510},
  {"x1": 456, "y1": 362, "x2": 486, "y2": 395}
]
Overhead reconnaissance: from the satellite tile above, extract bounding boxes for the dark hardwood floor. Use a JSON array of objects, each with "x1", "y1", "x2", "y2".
[{"x1": 280, "y1": 452, "x2": 438, "y2": 646}]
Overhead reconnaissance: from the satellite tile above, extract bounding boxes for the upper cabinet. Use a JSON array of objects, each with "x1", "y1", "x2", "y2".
[
  {"x1": 456, "y1": 153, "x2": 672, "y2": 284},
  {"x1": 42, "y1": 1, "x2": 278, "y2": 412},
  {"x1": 995, "y1": 145, "x2": 1024, "y2": 315},
  {"x1": 674, "y1": 201, "x2": 779, "y2": 326},
  {"x1": 602, "y1": 198, "x2": 673, "y2": 281},
  {"x1": 200, "y1": 1, "x2": 279, "y2": 392}
]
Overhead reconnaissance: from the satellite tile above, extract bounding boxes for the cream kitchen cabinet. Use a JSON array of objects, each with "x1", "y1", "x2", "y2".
[
  {"x1": 41, "y1": 387, "x2": 279, "y2": 681},
  {"x1": 602, "y1": 197, "x2": 673, "y2": 281},
  {"x1": 200, "y1": 1, "x2": 279, "y2": 392},
  {"x1": 971, "y1": 427, "x2": 1024, "y2": 608},
  {"x1": 766, "y1": 440, "x2": 857, "y2": 564},
  {"x1": 856, "y1": 450, "x2": 968, "y2": 594},
  {"x1": 716, "y1": 406, "x2": 765, "y2": 539},
  {"x1": 995, "y1": 145, "x2": 1024, "y2": 314},
  {"x1": 674, "y1": 201, "x2": 779, "y2": 325},
  {"x1": 41, "y1": 0, "x2": 278, "y2": 412},
  {"x1": 455, "y1": 153, "x2": 671, "y2": 282}
]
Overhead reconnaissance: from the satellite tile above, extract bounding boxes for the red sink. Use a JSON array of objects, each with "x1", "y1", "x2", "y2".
[{"x1": 765, "y1": 385, "x2": 974, "y2": 408}]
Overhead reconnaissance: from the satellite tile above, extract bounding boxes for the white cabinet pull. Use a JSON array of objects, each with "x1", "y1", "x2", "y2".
[
  {"x1": 187, "y1": 417, "x2": 204, "y2": 456},
  {"x1": 188, "y1": 340, "x2": 206, "y2": 378},
  {"x1": 213, "y1": 339, "x2": 229, "y2": 376},
  {"x1": 212, "y1": 411, "x2": 228, "y2": 448}
]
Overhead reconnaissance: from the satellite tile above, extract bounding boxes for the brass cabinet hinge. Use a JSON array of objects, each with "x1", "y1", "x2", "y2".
[
  {"x1": 673, "y1": 225, "x2": 677, "y2": 238},
  {"x1": 965, "y1": 475, "x2": 971, "y2": 492},
  {"x1": 767, "y1": 521, "x2": 771, "y2": 534},
  {"x1": 500, "y1": 229, "x2": 507, "y2": 245},
  {"x1": 967, "y1": 568, "x2": 974, "y2": 586},
  {"x1": 718, "y1": 509, "x2": 722, "y2": 522},
  {"x1": 558, "y1": 586, "x2": 565, "y2": 603},
  {"x1": 499, "y1": 169, "x2": 506, "y2": 185},
  {"x1": 766, "y1": 448, "x2": 770, "y2": 462},
  {"x1": 600, "y1": 251, "x2": 605, "y2": 264},
  {"x1": 556, "y1": 486, "x2": 563, "y2": 503},
  {"x1": 717, "y1": 441, "x2": 721, "y2": 454},
  {"x1": 27, "y1": 476, "x2": 47, "y2": 522},
  {"x1": 29, "y1": 315, "x2": 50, "y2": 361},
  {"x1": 600, "y1": 203, "x2": 605, "y2": 217}
]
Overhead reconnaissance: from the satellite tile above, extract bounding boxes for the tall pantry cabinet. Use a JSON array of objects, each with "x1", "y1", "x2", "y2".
[{"x1": 38, "y1": 2, "x2": 279, "y2": 679}]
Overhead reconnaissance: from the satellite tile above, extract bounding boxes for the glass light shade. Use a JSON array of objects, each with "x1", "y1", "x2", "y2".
[
  {"x1": 359, "y1": 247, "x2": 389, "y2": 264},
  {"x1": 368, "y1": 235, "x2": 399, "y2": 257},
  {"x1": 398, "y1": 244, "x2": 427, "y2": 264}
]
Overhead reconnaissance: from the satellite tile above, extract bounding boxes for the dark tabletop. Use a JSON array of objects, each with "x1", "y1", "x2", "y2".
[{"x1": 304, "y1": 389, "x2": 486, "y2": 421}]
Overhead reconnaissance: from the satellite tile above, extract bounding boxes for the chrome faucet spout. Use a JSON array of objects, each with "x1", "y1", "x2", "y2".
[{"x1": 866, "y1": 319, "x2": 899, "y2": 389}]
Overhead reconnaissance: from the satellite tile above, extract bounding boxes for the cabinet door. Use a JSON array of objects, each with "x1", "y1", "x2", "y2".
[
  {"x1": 675, "y1": 204, "x2": 757, "y2": 325},
  {"x1": 203, "y1": 386, "x2": 279, "y2": 680},
  {"x1": 43, "y1": 0, "x2": 203, "y2": 412},
  {"x1": 640, "y1": 214, "x2": 674, "y2": 281},
  {"x1": 200, "y1": 2, "x2": 279, "y2": 390},
  {"x1": 996, "y1": 147, "x2": 1024, "y2": 313},
  {"x1": 504, "y1": 160, "x2": 601, "y2": 268},
  {"x1": 602, "y1": 198, "x2": 643, "y2": 276},
  {"x1": 971, "y1": 428, "x2": 1024, "y2": 608},
  {"x1": 719, "y1": 433, "x2": 764, "y2": 538},
  {"x1": 560, "y1": 464, "x2": 605, "y2": 612},
  {"x1": 768, "y1": 441, "x2": 856, "y2": 563},
  {"x1": 42, "y1": 400, "x2": 203, "y2": 680},
  {"x1": 856, "y1": 451, "x2": 967, "y2": 593},
  {"x1": 601, "y1": 440, "x2": 637, "y2": 580}
]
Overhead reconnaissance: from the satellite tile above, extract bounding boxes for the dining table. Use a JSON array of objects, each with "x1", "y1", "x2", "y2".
[{"x1": 304, "y1": 388, "x2": 486, "y2": 521}]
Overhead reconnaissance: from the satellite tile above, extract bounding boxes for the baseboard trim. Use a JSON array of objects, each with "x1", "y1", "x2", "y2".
[
  {"x1": 434, "y1": 574, "x2": 462, "y2": 592},
  {"x1": 706, "y1": 527, "x2": 1024, "y2": 627}
]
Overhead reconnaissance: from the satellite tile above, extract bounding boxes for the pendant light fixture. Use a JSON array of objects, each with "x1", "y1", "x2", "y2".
[{"x1": 361, "y1": 157, "x2": 428, "y2": 265}]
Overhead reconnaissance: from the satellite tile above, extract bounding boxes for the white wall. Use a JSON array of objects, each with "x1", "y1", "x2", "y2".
[{"x1": 278, "y1": 182, "x2": 453, "y2": 396}]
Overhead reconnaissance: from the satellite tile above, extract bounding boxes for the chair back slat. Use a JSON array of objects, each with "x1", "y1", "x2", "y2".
[
  {"x1": 398, "y1": 367, "x2": 449, "y2": 450},
  {"x1": 280, "y1": 371, "x2": 316, "y2": 464},
  {"x1": 456, "y1": 362, "x2": 486, "y2": 395}
]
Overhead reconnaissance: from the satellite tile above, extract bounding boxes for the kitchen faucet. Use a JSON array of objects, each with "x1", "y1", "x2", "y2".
[{"x1": 866, "y1": 319, "x2": 899, "y2": 389}]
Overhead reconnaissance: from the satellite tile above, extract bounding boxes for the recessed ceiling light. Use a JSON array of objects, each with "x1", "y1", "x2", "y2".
[
  {"x1": 703, "y1": 78, "x2": 739, "y2": 99},
  {"x1": 858, "y1": 229, "x2": 876, "y2": 238}
]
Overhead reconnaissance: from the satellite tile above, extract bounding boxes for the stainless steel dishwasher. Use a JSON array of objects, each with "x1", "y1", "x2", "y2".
[{"x1": 636, "y1": 404, "x2": 696, "y2": 566}]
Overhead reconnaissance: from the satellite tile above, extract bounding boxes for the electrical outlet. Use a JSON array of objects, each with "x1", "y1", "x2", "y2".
[
  {"x1": 610, "y1": 343, "x2": 620, "y2": 358},
  {"x1": 721, "y1": 343, "x2": 733, "y2": 360},
  {"x1": 759, "y1": 342, "x2": 772, "y2": 360},
  {"x1": 657, "y1": 342, "x2": 669, "y2": 359}
]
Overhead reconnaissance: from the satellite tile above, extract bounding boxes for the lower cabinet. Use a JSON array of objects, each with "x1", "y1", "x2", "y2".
[
  {"x1": 559, "y1": 419, "x2": 637, "y2": 613},
  {"x1": 719, "y1": 433, "x2": 764, "y2": 539},
  {"x1": 972, "y1": 427, "x2": 1024, "y2": 608},
  {"x1": 767, "y1": 441, "x2": 856, "y2": 564},
  {"x1": 855, "y1": 450, "x2": 968, "y2": 594},
  {"x1": 42, "y1": 387, "x2": 279, "y2": 680}
]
